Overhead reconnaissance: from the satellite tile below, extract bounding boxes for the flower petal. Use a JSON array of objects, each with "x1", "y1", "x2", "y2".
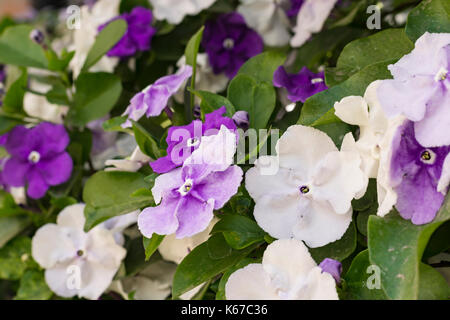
[
  {"x1": 26, "y1": 169, "x2": 49, "y2": 199},
  {"x1": 334, "y1": 96, "x2": 369, "y2": 126},
  {"x1": 38, "y1": 152, "x2": 73, "y2": 186},
  {"x1": 138, "y1": 197, "x2": 180, "y2": 238},
  {"x1": 175, "y1": 197, "x2": 214, "y2": 239}
]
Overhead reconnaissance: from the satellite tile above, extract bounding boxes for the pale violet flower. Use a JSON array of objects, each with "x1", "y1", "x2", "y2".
[
  {"x1": 377, "y1": 32, "x2": 450, "y2": 148},
  {"x1": 105, "y1": 146, "x2": 151, "y2": 172},
  {"x1": 122, "y1": 65, "x2": 193, "y2": 128},
  {"x1": 31, "y1": 204, "x2": 127, "y2": 300},
  {"x1": 70, "y1": 0, "x2": 120, "y2": 77},
  {"x1": 174, "y1": 54, "x2": 228, "y2": 104},
  {"x1": 237, "y1": 0, "x2": 291, "y2": 47},
  {"x1": 225, "y1": 239, "x2": 339, "y2": 300},
  {"x1": 291, "y1": 0, "x2": 338, "y2": 47},
  {"x1": 245, "y1": 125, "x2": 367, "y2": 248},
  {"x1": 334, "y1": 81, "x2": 389, "y2": 178},
  {"x1": 149, "y1": 0, "x2": 217, "y2": 24}
]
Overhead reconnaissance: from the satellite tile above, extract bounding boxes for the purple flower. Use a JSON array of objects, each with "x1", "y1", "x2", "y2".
[
  {"x1": 319, "y1": 258, "x2": 342, "y2": 285},
  {"x1": 122, "y1": 65, "x2": 193, "y2": 128},
  {"x1": 273, "y1": 66, "x2": 328, "y2": 103},
  {"x1": 390, "y1": 121, "x2": 450, "y2": 225},
  {"x1": 99, "y1": 7, "x2": 156, "y2": 58},
  {"x1": 378, "y1": 32, "x2": 450, "y2": 148},
  {"x1": 0, "y1": 65, "x2": 6, "y2": 84},
  {"x1": 2, "y1": 123, "x2": 73, "y2": 199},
  {"x1": 150, "y1": 106, "x2": 237, "y2": 173},
  {"x1": 202, "y1": 12, "x2": 264, "y2": 78},
  {"x1": 286, "y1": 0, "x2": 305, "y2": 18},
  {"x1": 232, "y1": 111, "x2": 249, "y2": 131},
  {"x1": 139, "y1": 148, "x2": 243, "y2": 239}
]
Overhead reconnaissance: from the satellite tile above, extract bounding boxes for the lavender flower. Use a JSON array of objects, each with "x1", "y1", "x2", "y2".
[
  {"x1": 389, "y1": 120, "x2": 450, "y2": 225},
  {"x1": 319, "y1": 258, "x2": 342, "y2": 285},
  {"x1": 232, "y1": 111, "x2": 250, "y2": 131},
  {"x1": 139, "y1": 126, "x2": 243, "y2": 239},
  {"x1": 99, "y1": 7, "x2": 156, "y2": 58},
  {"x1": 273, "y1": 66, "x2": 328, "y2": 103},
  {"x1": 2, "y1": 123, "x2": 73, "y2": 199},
  {"x1": 378, "y1": 32, "x2": 450, "y2": 147},
  {"x1": 122, "y1": 65, "x2": 193, "y2": 128},
  {"x1": 286, "y1": 0, "x2": 305, "y2": 18},
  {"x1": 150, "y1": 106, "x2": 237, "y2": 173},
  {"x1": 202, "y1": 12, "x2": 264, "y2": 78}
]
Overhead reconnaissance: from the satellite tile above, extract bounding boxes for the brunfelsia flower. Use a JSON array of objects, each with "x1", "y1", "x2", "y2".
[
  {"x1": 105, "y1": 146, "x2": 151, "y2": 172},
  {"x1": 2, "y1": 123, "x2": 73, "y2": 199},
  {"x1": 225, "y1": 239, "x2": 339, "y2": 300},
  {"x1": 245, "y1": 125, "x2": 367, "y2": 248},
  {"x1": 319, "y1": 258, "x2": 342, "y2": 285},
  {"x1": 149, "y1": 0, "x2": 217, "y2": 25},
  {"x1": 99, "y1": 7, "x2": 156, "y2": 58},
  {"x1": 237, "y1": 0, "x2": 292, "y2": 47},
  {"x1": 377, "y1": 32, "x2": 450, "y2": 148},
  {"x1": 150, "y1": 106, "x2": 236, "y2": 174},
  {"x1": 138, "y1": 126, "x2": 243, "y2": 239},
  {"x1": 122, "y1": 65, "x2": 193, "y2": 128},
  {"x1": 31, "y1": 204, "x2": 127, "y2": 300},
  {"x1": 202, "y1": 12, "x2": 264, "y2": 78},
  {"x1": 388, "y1": 120, "x2": 450, "y2": 225},
  {"x1": 334, "y1": 81, "x2": 389, "y2": 178},
  {"x1": 291, "y1": 0, "x2": 338, "y2": 47},
  {"x1": 273, "y1": 66, "x2": 327, "y2": 103}
]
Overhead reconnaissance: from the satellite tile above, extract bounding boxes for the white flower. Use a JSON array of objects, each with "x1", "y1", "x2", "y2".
[
  {"x1": 149, "y1": 0, "x2": 217, "y2": 24},
  {"x1": 334, "y1": 81, "x2": 389, "y2": 178},
  {"x1": 174, "y1": 54, "x2": 228, "y2": 103},
  {"x1": 245, "y1": 125, "x2": 367, "y2": 248},
  {"x1": 291, "y1": 0, "x2": 338, "y2": 47},
  {"x1": 225, "y1": 239, "x2": 338, "y2": 299},
  {"x1": 105, "y1": 146, "x2": 152, "y2": 172},
  {"x1": 237, "y1": 0, "x2": 291, "y2": 47},
  {"x1": 31, "y1": 204, "x2": 127, "y2": 300},
  {"x1": 70, "y1": 0, "x2": 120, "y2": 77}
]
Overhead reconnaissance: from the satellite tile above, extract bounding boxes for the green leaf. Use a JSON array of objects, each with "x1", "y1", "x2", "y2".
[
  {"x1": 143, "y1": 234, "x2": 165, "y2": 261},
  {"x1": 45, "y1": 81, "x2": 70, "y2": 106},
  {"x1": 309, "y1": 221, "x2": 357, "y2": 263},
  {"x1": 368, "y1": 194, "x2": 450, "y2": 300},
  {"x1": 185, "y1": 26, "x2": 204, "y2": 68},
  {"x1": 327, "y1": 29, "x2": 414, "y2": 86},
  {"x1": 68, "y1": 72, "x2": 122, "y2": 126},
  {"x1": 298, "y1": 60, "x2": 393, "y2": 126},
  {"x1": 237, "y1": 51, "x2": 286, "y2": 83},
  {"x1": 14, "y1": 270, "x2": 53, "y2": 300},
  {"x1": 83, "y1": 171, "x2": 153, "y2": 231},
  {"x1": 0, "y1": 115, "x2": 22, "y2": 135},
  {"x1": 0, "y1": 215, "x2": 30, "y2": 248},
  {"x1": 208, "y1": 233, "x2": 232, "y2": 260},
  {"x1": 227, "y1": 74, "x2": 276, "y2": 130},
  {"x1": 0, "y1": 237, "x2": 36, "y2": 280},
  {"x1": 102, "y1": 116, "x2": 131, "y2": 133},
  {"x1": 211, "y1": 215, "x2": 266, "y2": 250},
  {"x1": 0, "y1": 25, "x2": 48, "y2": 69},
  {"x1": 342, "y1": 250, "x2": 387, "y2": 300},
  {"x1": 216, "y1": 258, "x2": 256, "y2": 300},
  {"x1": 3, "y1": 67, "x2": 27, "y2": 115},
  {"x1": 172, "y1": 240, "x2": 259, "y2": 298},
  {"x1": 81, "y1": 19, "x2": 127, "y2": 72},
  {"x1": 132, "y1": 121, "x2": 162, "y2": 159},
  {"x1": 405, "y1": 0, "x2": 450, "y2": 42},
  {"x1": 418, "y1": 263, "x2": 450, "y2": 300},
  {"x1": 190, "y1": 90, "x2": 235, "y2": 119}
]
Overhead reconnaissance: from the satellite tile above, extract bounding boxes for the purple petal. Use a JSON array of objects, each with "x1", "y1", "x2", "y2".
[
  {"x1": 37, "y1": 152, "x2": 73, "y2": 186},
  {"x1": 174, "y1": 196, "x2": 214, "y2": 239},
  {"x1": 137, "y1": 196, "x2": 180, "y2": 238},
  {"x1": 149, "y1": 155, "x2": 178, "y2": 174},
  {"x1": 4, "y1": 126, "x2": 31, "y2": 160},
  {"x1": 144, "y1": 85, "x2": 171, "y2": 117},
  {"x1": 319, "y1": 258, "x2": 342, "y2": 284},
  {"x1": 26, "y1": 169, "x2": 49, "y2": 199},
  {"x1": 2, "y1": 157, "x2": 30, "y2": 187},
  {"x1": 154, "y1": 65, "x2": 193, "y2": 94},
  {"x1": 32, "y1": 123, "x2": 70, "y2": 157}
]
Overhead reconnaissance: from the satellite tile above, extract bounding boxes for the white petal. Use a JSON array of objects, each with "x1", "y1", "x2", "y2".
[
  {"x1": 151, "y1": 167, "x2": 184, "y2": 204},
  {"x1": 334, "y1": 96, "x2": 369, "y2": 126},
  {"x1": 364, "y1": 80, "x2": 389, "y2": 133},
  {"x1": 124, "y1": 276, "x2": 171, "y2": 300},
  {"x1": 298, "y1": 267, "x2": 338, "y2": 300},
  {"x1": 262, "y1": 239, "x2": 317, "y2": 293},
  {"x1": 437, "y1": 153, "x2": 450, "y2": 194},
  {"x1": 150, "y1": 0, "x2": 216, "y2": 24},
  {"x1": 225, "y1": 264, "x2": 280, "y2": 300},
  {"x1": 44, "y1": 260, "x2": 81, "y2": 298},
  {"x1": 56, "y1": 204, "x2": 86, "y2": 230}
]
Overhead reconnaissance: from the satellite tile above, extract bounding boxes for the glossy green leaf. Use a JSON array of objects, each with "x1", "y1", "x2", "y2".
[
  {"x1": 237, "y1": 51, "x2": 286, "y2": 83},
  {"x1": 132, "y1": 122, "x2": 162, "y2": 159},
  {"x1": 0, "y1": 215, "x2": 30, "y2": 249},
  {"x1": 143, "y1": 234, "x2": 165, "y2": 261},
  {"x1": 0, "y1": 237, "x2": 36, "y2": 280},
  {"x1": 14, "y1": 270, "x2": 53, "y2": 300},
  {"x1": 3, "y1": 67, "x2": 27, "y2": 115}
]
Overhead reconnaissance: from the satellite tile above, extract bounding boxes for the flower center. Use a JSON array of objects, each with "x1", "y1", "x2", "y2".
[
  {"x1": 187, "y1": 137, "x2": 200, "y2": 147},
  {"x1": 28, "y1": 151, "x2": 41, "y2": 164},
  {"x1": 311, "y1": 78, "x2": 324, "y2": 84},
  {"x1": 420, "y1": 149, "x2": 436, "y2": 165},
  {"x1": 76, "y1": 250, "x2": 84, "y2": 257},
  {"x1": 299, "y1": 185, "x2": 310, "y2": 194},
  {"x1": 434, "y1": 67, "x2": 448, "y2": 82},
  {"x1": 178, "y1": 179, "x2": 193, "y2": 196},
  {"x1": 223, "y1": 38, "x2": 235, "y2": 50}
]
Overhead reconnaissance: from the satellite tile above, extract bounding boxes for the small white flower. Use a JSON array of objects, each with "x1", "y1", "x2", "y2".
[
  {"x1": 174, "y1": 54, "x2": 228, "y2": 103},
  {"x1": 334, "y1": 81, "x2": 389, "y2": 178},
  {"x1": 225, "y1": 239, "x2": 338, "y2": 300},
  {"x1": 105, "y1": 146, "x2": 152, "y2": 172},
  {"x1": 238, "y1": 0, "x2": 291, "y2": 47},
  {"x1": 31, "y1": 204, "x2": 127, "y2": 300},
  {"x1": 291, "y1": 0, "x2": 338, "y2": 47},
  {"x1": 70, "y1": 0, "x2": 120, "y2": 77},
  {"x1": 245, "y1": 125, "x2": 367, "y2": 248},
  {"x1": 149, "y1": 0, "x2": 217, "y2": 24}
]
